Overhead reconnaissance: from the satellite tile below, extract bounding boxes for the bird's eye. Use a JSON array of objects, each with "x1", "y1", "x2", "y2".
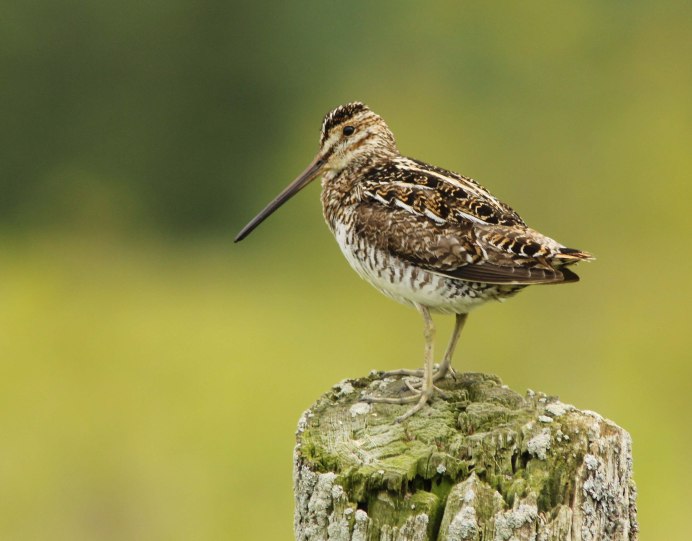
[{"x1": 342, "y1": 126, "x2": 355, "y2": 136}]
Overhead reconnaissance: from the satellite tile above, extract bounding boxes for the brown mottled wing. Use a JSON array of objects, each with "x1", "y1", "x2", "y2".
[
  {"x1": 362, "y1": 158, "x2": 526, "y2": 227},
  {"x1": 441, "y1": 260, "x2": 579, "y2": 284},
  {"x1": 353, "y1": 199, "x2": 584, "y2": 285}
]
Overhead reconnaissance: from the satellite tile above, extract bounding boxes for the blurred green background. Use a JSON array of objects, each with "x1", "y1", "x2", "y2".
[{"x1": 1, "y1": 1, "x2": 690, "y2": 539}]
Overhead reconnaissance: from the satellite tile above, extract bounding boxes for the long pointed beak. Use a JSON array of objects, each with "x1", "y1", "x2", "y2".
[{"x1": 234, "y1": 154, "x2": 326, "y2": 242}]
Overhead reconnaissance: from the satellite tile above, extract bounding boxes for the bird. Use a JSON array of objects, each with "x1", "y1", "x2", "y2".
[{"x1": 235, "y1": 102, "x2": 593, "y2": 422}]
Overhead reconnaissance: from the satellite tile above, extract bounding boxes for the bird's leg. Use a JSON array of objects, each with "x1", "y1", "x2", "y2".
[
  {"x1": 382, "y1": 313, "x2": 468, "y2": 382},
  {"x1": 433, "y1": 313, "x2": 467, "y2": 382},
  {"x1": 361, "y1": 305, "x2": 439, "y2": 413},
  {"x1": 393, "y1": 305, "x2": 436, "y2": 422}
]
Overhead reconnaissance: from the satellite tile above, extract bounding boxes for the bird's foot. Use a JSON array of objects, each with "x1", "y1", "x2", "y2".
[
  {"x1": 361, "y1": 376, "x2": 447, "y2": 422},
  {"x1": 382, "y1": 364, "x2": 456, "y2": 383}
]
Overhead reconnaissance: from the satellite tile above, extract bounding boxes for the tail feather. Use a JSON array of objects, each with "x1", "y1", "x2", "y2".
[
  {"x1": 556, "y1": 247, "x2": 595, "y2": 264},
  {"x1": 559, "y1": 266, "x2": 580, "y2": 283}
]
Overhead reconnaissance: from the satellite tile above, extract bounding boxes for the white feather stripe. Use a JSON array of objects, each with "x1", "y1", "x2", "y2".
[
  {"x1": 364, "y1": 190, "x2": 390, "y2": 206},
  {"x1": 393, "y1": 198, "x2": 420, "y2": 215},
  {"x1": 396, "y1": 158, "x2": 505, "y2": 209},
  {"x1": 424, "y1": 209, "x2": 445, "y2": 224},
  {"x1": 365, "y1": 187, "x2": 487, "y2": 225},
  {"x1": 454, "y1": 210, "x2": 486, "y2": 225}
]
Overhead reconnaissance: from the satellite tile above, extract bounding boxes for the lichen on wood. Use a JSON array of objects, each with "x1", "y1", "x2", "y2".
[{"x1": 294, "y1": 372, "x2": 637, "y2": 541}]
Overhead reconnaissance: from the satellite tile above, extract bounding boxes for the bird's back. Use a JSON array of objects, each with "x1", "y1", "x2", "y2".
[{"x1": 322, "y1": 155, "x2": 592, "y2": 313}]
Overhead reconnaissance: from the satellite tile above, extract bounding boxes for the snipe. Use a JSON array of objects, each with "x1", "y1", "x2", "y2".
[{"x1": 235, "y1": 102, "x2": 592, "y2": 422}]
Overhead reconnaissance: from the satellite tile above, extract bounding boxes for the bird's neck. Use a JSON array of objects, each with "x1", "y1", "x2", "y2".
[{"x1": 320, "y1": 153, "x2": 396, "y2": 231}]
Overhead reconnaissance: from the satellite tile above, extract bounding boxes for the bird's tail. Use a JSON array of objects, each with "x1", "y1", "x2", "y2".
[{"x1": 555, "y1": 247, "x2": 595, "y2": 265}]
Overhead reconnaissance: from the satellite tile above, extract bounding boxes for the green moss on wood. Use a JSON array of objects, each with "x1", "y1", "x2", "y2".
[{"x1": 294, "y1": 372, "x2": 637, "y2": 540}]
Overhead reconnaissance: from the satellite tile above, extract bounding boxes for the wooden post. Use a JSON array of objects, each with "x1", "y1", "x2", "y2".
[{"x1": 294, "y1": 372, "x2": 638, "y2": 541}]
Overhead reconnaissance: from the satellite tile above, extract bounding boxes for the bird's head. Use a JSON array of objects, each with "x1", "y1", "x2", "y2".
[
  {"x1": 235, "y1": 102, "x2": 396, "y2": 242},
  {"x1": 318, "y1": 102, "x2": 397, "y2": 172}
]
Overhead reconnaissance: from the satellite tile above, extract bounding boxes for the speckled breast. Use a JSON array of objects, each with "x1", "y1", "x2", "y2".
[{"x1": 331, "y1": 220, "x2": 518, "y2": 314}]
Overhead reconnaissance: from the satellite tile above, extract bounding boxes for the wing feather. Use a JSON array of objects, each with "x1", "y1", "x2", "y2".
[
  {"x1": 353, "y1": 197, "x2": 587, "y2": 286},
  {"x1": 361, "y1": 157, "x2": 524, "y2": 227},
  {"x1": 436, "y1": 262, "x2": 578, "y2": 285}
]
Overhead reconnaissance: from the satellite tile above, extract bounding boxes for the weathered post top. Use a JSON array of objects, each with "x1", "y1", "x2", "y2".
[{"x1": 294, "y1": 372, "x2": 637, "y2": 541}]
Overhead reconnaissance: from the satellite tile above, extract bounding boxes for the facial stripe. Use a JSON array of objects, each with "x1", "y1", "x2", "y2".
[{"x1": 320, "y1": 102, "x2": 368, "y2": 144}]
